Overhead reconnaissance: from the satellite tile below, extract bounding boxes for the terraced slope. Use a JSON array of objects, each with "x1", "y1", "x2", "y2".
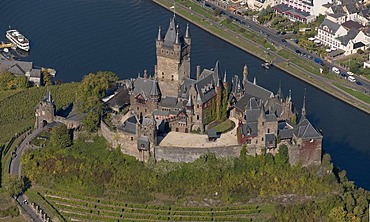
[{"x1": 43, "y1": 193, "x2": 273, "y2": 221}]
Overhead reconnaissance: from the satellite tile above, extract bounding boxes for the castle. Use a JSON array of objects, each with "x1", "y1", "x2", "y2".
[{"x1": 36, "y1": 16, "x2": 322, "y2": 166}]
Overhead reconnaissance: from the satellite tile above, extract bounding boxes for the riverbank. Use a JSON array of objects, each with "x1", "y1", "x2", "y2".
[{"x1": 152, "y1": 0, "x2": 370, "y2": 114}]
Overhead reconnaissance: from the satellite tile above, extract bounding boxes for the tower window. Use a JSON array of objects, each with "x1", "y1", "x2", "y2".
[
  {"x1": 197, "y1": 115, "x2": 199, "y2": 120},
  {"x1": 171, "y1": 75, "x2": 174, "y2": 81}
]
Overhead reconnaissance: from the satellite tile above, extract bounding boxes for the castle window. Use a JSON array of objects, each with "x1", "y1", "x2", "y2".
[
  {"x1": 262, "y1": 137, "x2": 264, "y2": 142},
  {"x1": 130, "y1": 137, "x2": 133, "y2": 141},
  {"x1": 171, "y1": 75, "x2": 174, "y2": 81},
  {"x1": 267, "y1": 128, "x2": 270, "y2": 133},
  {"x1": 166, "y1": 50, "x2": 169, "y2": 55},
  {"x1": 262, "y1": 122, "x2": 264, "y2": 126},
  {"x1": 137, "y1": 107, "x2": 139, "y2": 110},
  {"x1": 145, "y1": 109, "x2": 147, "y2": 113},
  {"x1": 161, "y1": 49, "x2": 163, "y2": 53},
  {"x1": 197, "y1": 104, "x2": 199, "y2": 108},
  {"x1": 197, "y1": 115, "x2": 199, "y2": 120}
]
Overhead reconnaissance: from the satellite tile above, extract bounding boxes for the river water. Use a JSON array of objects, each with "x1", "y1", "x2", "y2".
[{"x1": 0, "y1": 0, "x2": 369, "y2": 189}]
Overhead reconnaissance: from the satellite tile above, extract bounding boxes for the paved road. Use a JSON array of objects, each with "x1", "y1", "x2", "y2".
[
  {"x1": 200, "y1": 0, "x2": 370, "y2": 92},
  {"x1": 163, "y1": 0, "x2": 370, "y2": 111},
  {"x1": 9, "y1": 123, "x2": 57, "y2": 222}
]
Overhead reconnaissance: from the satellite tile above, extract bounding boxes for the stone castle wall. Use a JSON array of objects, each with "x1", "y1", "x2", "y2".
[
  {"x1": 288, "y1": 139, "x2": 322, "y2": 167},
  {"x1": 154, "y1": 145, "x2": 243, "y2": 162},
  {"x1": 100, "y1": 121, "x2": 145, "y2": 160}
]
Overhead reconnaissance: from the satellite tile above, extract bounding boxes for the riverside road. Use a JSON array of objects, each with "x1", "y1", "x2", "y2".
[{"x1": 159, "y1": 0, "x2": 370, "y2": 113}]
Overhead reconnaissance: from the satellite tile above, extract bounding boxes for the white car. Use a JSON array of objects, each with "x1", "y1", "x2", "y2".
[
  {"x1": 347, "y1": 71, "x2": 354, "y2": 76},
  {"x1": 348, "y1": 76, "x2": 356, "y2": 82},
  {"x1": 332, "y1": 67, "x2": 340, "y2": 75}
]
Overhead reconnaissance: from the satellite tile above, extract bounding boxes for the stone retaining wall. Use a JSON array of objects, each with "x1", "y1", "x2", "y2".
[{"x1": 154, "y1": 145, "x2": 243, "y2": 162}]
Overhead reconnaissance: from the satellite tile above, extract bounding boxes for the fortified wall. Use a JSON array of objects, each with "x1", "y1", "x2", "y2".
[
  {"x1": 288, "y1": 140, "x2": 322, "y2": 167},
  {"x1": 154, "y1": 145, "x2": 243, "y2": 162},
  {"x1": 100, "y1": 121, "x2": 145, "y2": 160}
]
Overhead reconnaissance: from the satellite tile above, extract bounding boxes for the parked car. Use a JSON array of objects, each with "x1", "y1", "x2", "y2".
[
  {"x1": 307, "y1": 55, "x2": 313, "y2": 60},
  {"x1": 314, "y1": 57, "x2": 324, "y2": 66},
  {"x1": 295, "y1": 49, "x2": 301, "y2": 54},
  {"x1": 281, "y1": 39, "x2": 287, "y2": 43},
  {"x1": 348, "y1": 76, "x2": 356, "y2": 82},
  {"x1": 290, "y1": 38, "x2": 298, "y2": 43},
  {"x1": 356, "y1": 81, "x2": 363, "y2": 85},
  {"x1": 347, "y1": 71, "x2": 354, "y2": 76},
  {"x1": 332, "y1": 67, "x2": 340, "y2": 75}
]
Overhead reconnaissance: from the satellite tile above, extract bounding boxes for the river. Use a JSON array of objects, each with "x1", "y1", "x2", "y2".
[{"x1": 0, "y1": 0, "x2": 369, "y2": 189}]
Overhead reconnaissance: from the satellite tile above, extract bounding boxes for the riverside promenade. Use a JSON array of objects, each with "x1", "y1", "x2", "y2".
[{"x1": 153, "y1": 0, "x2": 370, "y2": 115}]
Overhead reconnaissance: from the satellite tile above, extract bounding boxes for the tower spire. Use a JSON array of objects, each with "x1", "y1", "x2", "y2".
[
  {"x1": 253, "y1": 77, "x2": 256, "y2": 85},
  {"x1": 223, "y1": 71, "x2": 227, "y2": 83},
  {"x1": 243, "y1": 64, "x2": 248, "y2": 83},
  {"x1": 185, "y1": 23, "x2": 190, "y2": 38},
  {"x1": 157, "y1": 26, "x2": 162, "y2": 41},
  {"x1": 175, "y1": 31, "x2": 179, "y2": 45},
  {"x1": 301, "y1": 88, "x2": 306, "y2": 117}
]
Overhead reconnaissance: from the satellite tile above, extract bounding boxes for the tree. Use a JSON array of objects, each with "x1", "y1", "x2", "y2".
[
  {"x1": 82, "y1": 111, "x2": 100, "y2": 132},
  {"x1": 49, "y1": 124, "x2": 71, "y2": 148},
  {"x1": 3, "y1": 174, "x2": 25, "y2": 198},
  {"x1": 77, "y1": 71, "x2": 118, "y2": 113},
  {"x1": 0, "y1": 71, "x2": 15, "y2": 90},
  {"x1": 275, "y1": 144, "x2": 289, "y2": 166}
]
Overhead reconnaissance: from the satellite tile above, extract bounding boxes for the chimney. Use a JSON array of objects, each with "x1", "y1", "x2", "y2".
[
  {"x1": 196, "y1": 65, "x2": 201, "y2": 80},
  {"x1": 144, "y1": 69, "x2": 148, "y2": 79}
]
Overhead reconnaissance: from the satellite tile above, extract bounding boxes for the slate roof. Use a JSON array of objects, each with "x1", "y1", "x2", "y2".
[
  {"x1": 279, "y1": 128, "x2": 294, "y2": 139},
  {"x1": 344, "y1": 4, "x2": 358, "y2": 14},
  {"x1": 106, "y1": 88, "x2": 130, "y2": 109},
  {"x1": 320, "y1": 19, "x2": 341, "y2": 34},
  {"x1": 244, "y1": 80, "x2": 274, "y2": 101},
  {"x1": 342, "y1": 20, "x2": 363, "y2": 30},
  {"x1": 0, "y1": 60, "x2": 35, "y2": 76},
  {"x1": 132, "y1": 77, "x2": 160, "y2": 99},
  {"x1": 328, "y1": 13, "x2": 346, "y2": 19},
  {"x1": 294, "y1": 117, "x2": 322, "y2": 140},
  {"x1": 159, "y1": 96, "x2": 178, "y2": 108},
  {"x1": 266, "y1": 114, "x2": 277, "y2": 122},
  {"x1": 245, "y1": 109, "x2": 260, "y2": 122},
  {"x1": 195, "y1": 69, "x2": 216, "y2": 103},
  {"x1": 179, "y1": 78, "x2": 197, "y2": 99},
  {"x1": 231, "y1": 75, "x2": 243, "y2": 95},
  {"x1": 163, "y1": 17, "x2": 180, "y2": 48},
  {"x1": 119, "y1": 115, "x2": 137, "y2": 134},
  {"x1": 241, "y1": 122, "x2": 258, "y2": 137},
  {"x1": 137, "y1": 136, "x2": 150, "y2": 151},
  {"x1": 30, "y1": 69, "x2": 41, "y2": 78},
  {"x1": 265, "y1": 134, "x2": 276, "y2": 148},
  {"x1": 336, "y1": 28, "x2": 360, "y2": 45}
]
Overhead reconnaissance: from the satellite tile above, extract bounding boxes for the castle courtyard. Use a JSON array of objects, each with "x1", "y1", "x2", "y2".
[{"x1": 159, "y1": 118, "x2": 239, "y2": 148}]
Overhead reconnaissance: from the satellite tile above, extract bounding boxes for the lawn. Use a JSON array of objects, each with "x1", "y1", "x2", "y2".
[
  {"x1": 333, "y1": 83, "x2": 370, "y2": 104},
  {"x1": 210, "y1": 119, "x2": 235, "y2": 133}
]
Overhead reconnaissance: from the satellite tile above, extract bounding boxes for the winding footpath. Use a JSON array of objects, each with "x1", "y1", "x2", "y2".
[{"x1": 9, "y1": 123, "x2": 57, "y2": 222}]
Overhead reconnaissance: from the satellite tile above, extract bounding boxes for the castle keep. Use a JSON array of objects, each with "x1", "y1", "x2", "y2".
[{"x1": 36, "y1": 16, "x2": 322, "y2": 166}]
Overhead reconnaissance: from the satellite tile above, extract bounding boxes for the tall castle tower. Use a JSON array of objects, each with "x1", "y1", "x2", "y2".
[
  {"x1": 35, "y1": 89, "x2": 55, "y2": 129},
  {"x1": 156, "y1": 17, "x2": 191, "y2": 98}
]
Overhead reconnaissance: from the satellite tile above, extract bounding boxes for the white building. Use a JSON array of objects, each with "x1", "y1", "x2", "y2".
[{"x1": 317, "y1": 19, "x2": 367, "y2": 55}]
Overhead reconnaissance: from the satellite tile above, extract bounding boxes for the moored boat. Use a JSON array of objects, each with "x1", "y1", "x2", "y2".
[{"x1": 6, "y1": 29, "x2": 30, "y2": 51}]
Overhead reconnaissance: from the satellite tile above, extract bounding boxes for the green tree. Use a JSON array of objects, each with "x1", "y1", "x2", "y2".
[
  {"x1": 0, "y1": 71, "x2": 15, "y2": 90},
  {"x1": 82, "y1": 111, "x2": 100, "y2": 132},
  {"x1": 275, "y1": 144, "x2": 289, "y2": 166},
  {"x1": 77, "y1": 71, "x2": 118, "y2": 113},
  {"x1": 3, "y1": 174, "x2": 25, "y2": 197},
  {"x1": 49, "y1": 124, "x2": 71, "y2": 148},
  {"x1": 329, "y1": 206, "x2": 347, "y2": 222}
]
